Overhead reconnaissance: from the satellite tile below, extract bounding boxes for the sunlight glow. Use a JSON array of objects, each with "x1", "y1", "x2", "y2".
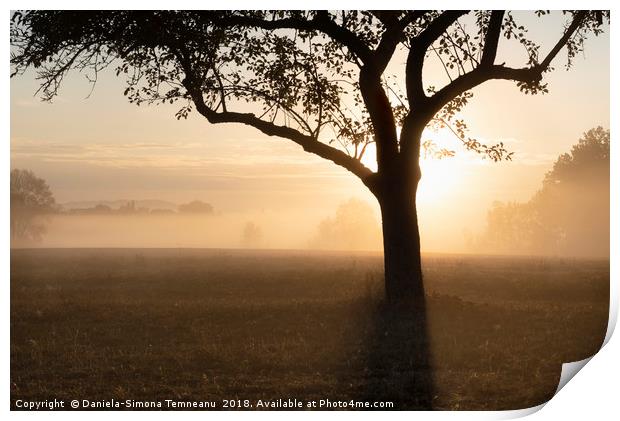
[
  {"x1": 418, "y1": 128, "x2": 469, "y2": 204},
  {"x1": 359, "y1": 128, "x2": 469, "y2": 204}
]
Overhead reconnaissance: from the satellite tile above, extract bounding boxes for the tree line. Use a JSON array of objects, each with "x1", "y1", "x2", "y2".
[
  {"x1": 10, "y1": 168, "x2": 216, "y2": 243},
  {"x1": 474, "y1": 127, "x2": 609, "y2": 257}
]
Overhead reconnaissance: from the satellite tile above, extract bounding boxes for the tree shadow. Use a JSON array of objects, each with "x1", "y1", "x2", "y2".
[{"x1": 359, "y1": 297, "x2": 434, "y2": 410}]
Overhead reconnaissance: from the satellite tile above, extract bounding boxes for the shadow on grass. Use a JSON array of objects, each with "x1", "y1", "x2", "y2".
[{"x1": 360, "y1": 296, "x2": 434, "y2": 410}]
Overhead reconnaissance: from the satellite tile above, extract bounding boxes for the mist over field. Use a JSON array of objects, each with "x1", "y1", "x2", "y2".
[
  {"x1": 36, "y1": 212, "x2": 323, "y2": 250},
  {"x1": 17, "y1": 196, "x2": 381, "y2": 251},
  {"x1": 14, "y1": 128, "x2": 609, "y2": 258},
  {"x1": 18, "y1": 170, "x2": 610, "y2": 258}
]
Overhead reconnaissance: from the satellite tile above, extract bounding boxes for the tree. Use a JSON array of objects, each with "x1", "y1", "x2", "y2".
[
  {"x1": 543, "y1": 126, "x2": 609, "y2": 188},
  {"x1": 10, "y1": 10, "x2": 609, "y2": 304},
  {"x1": 117, "y1": 200, "x2": 137, "y2": 214},
  {"x1": 479, "y1": 200, "x2": 559, "y2": 255},
  {"x1": 311, "y1": 198, "x2": 381, "y2": 250},
  {"x1": 241, "y1": 221, "x2": 263, "y2": 248},
  {"x1": 178, "y1": 200, "x2": 214, "y2": 214},
  {"x1": 479, "y1": 127, "x2": 610, "y2": 257},
  {"x1": 536, "y1": 127, "x2": 610, "y2": 256},
  {"x1": 10, "y1": 169, "x2": 56, "y2": 244}
]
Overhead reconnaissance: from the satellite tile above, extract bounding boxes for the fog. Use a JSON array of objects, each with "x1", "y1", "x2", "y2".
[
  {"x1": 472, "y1": 179, "x2": 610, "y2": 258},
  {"x1": 14, "y1": 181, "x2": 609, "y2": 258},
  {"x1": 12, "y1": 129, "x2": 610, "y2": 259},
  {"x1": 32, "y1": 212, "x2": 321, "y2": 250}
]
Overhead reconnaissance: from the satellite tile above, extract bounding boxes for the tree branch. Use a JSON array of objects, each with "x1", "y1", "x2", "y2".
[
  {"x1": 539, "y1": 11, "x2": 587, "y2": 69},
  {"x1": 480, "y1": 11, "x2": 505, "y2": 67},
  {"x1": 427, "y1": 11, "x2": 589, "y2": 123},
  {"x1": 405, "y1": 11, "x2": 469, "y2": 106},
  {"x1": 209, "y1": 12, "x2": 373, "y2": 63},
  {"x1": 373, "y1": 11, "x2": 426, "y2": 73},
  {"x1": 427, "y1": 65, "x2": 537, "y2": 117},
  {"x1": 182, "y1": 79, "x2": 374, "y2": 182},
  {"x1": 359, "y1": 67, "x2": 399, "y2": 172}
]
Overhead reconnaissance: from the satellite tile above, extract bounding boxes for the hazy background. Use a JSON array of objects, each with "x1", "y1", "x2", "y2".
[{"x1": 10, "y1": 12, "x2": 610, "y2": 255}]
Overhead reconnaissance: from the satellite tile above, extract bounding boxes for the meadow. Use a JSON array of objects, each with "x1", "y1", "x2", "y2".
[{"x1": 10, "y1": 248, "x2": 608, "y2": 410}]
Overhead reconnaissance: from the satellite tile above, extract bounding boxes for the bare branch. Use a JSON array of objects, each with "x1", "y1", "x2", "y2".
[
  {"x1": 183, "y1": 78, "x2": 374, "y2": 182},
  {"x1": 359, "y1": 67, "x2": 399, "y2": 171},
  {"x1": 539, "y1": 11, "x2": 587, "y2": 69},
  {"x1": 405, "y1": 11, "x2": 469, "y2": 106},
  {"x1": 480, "y1": 11, "x2": 505, "y2": 67},
  {"x1": 427, "y1": 11, "x2": 589, "y2": 122},
  {"x1": 210, "y1": 12, "x2": 374, "y2": 63},
  {"x1": 373, "y1": 11, "x2": 426, "y2": 73}
]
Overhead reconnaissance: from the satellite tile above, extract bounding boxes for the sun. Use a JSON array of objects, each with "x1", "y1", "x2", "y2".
[
  {"x1": 417, "y1": 127, "x2": 469, "y2": 203},
  {"x1": 358, "y1": 128, "x2": 468, "y2": 204}
]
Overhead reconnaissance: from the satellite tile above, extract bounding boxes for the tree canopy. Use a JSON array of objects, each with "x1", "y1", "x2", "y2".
[
  {"x1": 543, "y1": 126, "x2": 610, "y2": 187},
  {"x1": 178, "y1": 200, "x2": 214, "y2": 214},
  {"x1": 10, "y1": 11, "x2": 609, "y2": 192},
  {"x1": 478, "y1": 127, "x2": 610, "y2": 257},
  {"x1": 311, "y1": 198, "x2": 382, "y2": 250},
  {"x1": 10, "y1": 169, "x2": 57, "y2": 243}
]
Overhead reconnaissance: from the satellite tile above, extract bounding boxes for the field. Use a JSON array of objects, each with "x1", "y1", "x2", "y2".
[{"x1": 10, "y1": 248, "x2": 608, "y2": 410}]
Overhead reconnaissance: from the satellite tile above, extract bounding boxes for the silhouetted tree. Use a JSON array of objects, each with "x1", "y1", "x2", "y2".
[
  {"x1": 10, "y1": 168, "x2": 56, "y2": 243},
  {"x1": 479, "y1": 127, "x2": 610, "y2": 257},
  {"x1": 241, "y1": 221, "x2": 263, "y2": 248},
  {"x1": 311, "y1": 198, "x2": 381, "y2": 250},
  {"x1": 178, "y1": 200, "x2": 214, "y2": 214},
  {"x1": 10, "y1": 10, "x2": 609, "y2": 303},
  {"x1": 93, "y1": 204, "x2": 113, "y2": 213},
  {"x1": 150, "y1": 208, "x2": 175, "y2": 215},
  {"x1": 542, "y1": 126, "x2": 609, "y2": 188},
  {"x1": 480, "y1": 200, "x2": 557, "y2": 254},
  {"x1": 537, "y1": 127, "x2": 610, "y2": 256},
  {"x1": 69, "y1": 203, "x2": 114, "y2": 215},
  {"x1": 117, "y1": 200, "x2": 137, "y2": 214}
]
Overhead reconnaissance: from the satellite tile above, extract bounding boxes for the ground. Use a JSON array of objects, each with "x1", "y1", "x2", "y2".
[{"x1": 10, "y1": 248, "x2": 608, "y2": 410}]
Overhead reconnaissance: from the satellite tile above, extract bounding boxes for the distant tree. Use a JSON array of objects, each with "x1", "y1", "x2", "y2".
[
  {"x1": 117, "y1": 200, "x2": 137, "y2": 214},
  {"x1": 311, "y1": 198, "x2": 381, "y2": 250},
  {"x1": 480, "y1": 200, "x2": 558, "y2": 255},
  {"x1": 178, "y1": 200, "x2": 214, "y2": 214},
  {"x1": 93, "y1": 204, "x2": 113, "y2": 213},
  {"x1": 479, "y1": 127, "x2": 610, "y2": 257},
  {"x1": 10, "y1": 169, "x2": 56, "y2": 243},
  {"x1": 150, "y1": 208, "x2": 175, "y2": 215},
  {"x1": 536, "y1": 127, "x2": 610, "y2": 256},
  {"x1": 71, "y1": 204, "x2": 113, "y2": 214},
  {"x1": 542, "y1": 126, "x2": 610, "y2": 188},
  {"x1": 241, "y1": 221, "x2": 263, "y2": 248},
  {"x1": 10, "y1": 10, "x2": 609, "y2": 303}
]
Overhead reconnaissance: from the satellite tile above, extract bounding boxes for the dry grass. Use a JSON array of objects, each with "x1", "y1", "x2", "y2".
[{"x1": 10, "y1": 249, "x2": 608, "y2": 410}]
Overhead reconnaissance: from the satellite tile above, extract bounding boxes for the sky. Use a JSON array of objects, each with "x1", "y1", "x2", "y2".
[{"x1": 10, "y1": 11, "x2": 610, "y2": 251}]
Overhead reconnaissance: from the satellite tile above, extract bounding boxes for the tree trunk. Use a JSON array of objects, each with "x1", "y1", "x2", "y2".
[
  {"x1": 376, "y1": 176, "x2": 425, "y2": 305},
  {"x1": 372, "y1": 173, "x2": 434, "y2": 408}
]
